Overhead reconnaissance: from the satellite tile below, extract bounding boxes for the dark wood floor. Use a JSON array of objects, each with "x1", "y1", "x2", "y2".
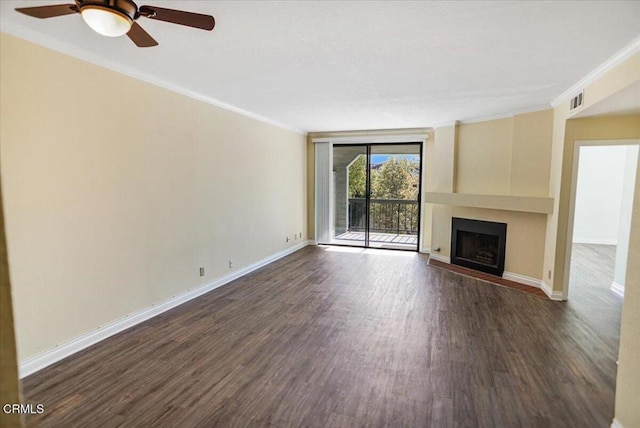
[
  {"x1": 22, "y1": 245, "x2": 622, "y2": 427},
  {"x1": 568, "y1": 244, "x2": 622, "y2": 342}
]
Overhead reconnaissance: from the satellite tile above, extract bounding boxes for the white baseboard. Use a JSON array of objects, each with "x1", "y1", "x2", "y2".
[
  {"x1": 541, "y1": 281, "x2": 564, "y2": 301},
  {"x1": 429, "y1": 254, "x2": 450, "y2": 263},
  {"x1": 428, "y1": 259, "x2": 541, "y2": 290},
  {"x1": 19, "y1": 241, "x2": 312, "y2": 378},
  {"x1": 420, "y1": 247, "x2": 431, "y2": 254},
  {"x1": 425, "y1": 254, "x2": 566, "y2": 300},
  {"x1": 611, "y1": 418, "x2": 624, "y2": 428},
  {"x1": 572, "y1": 238, "x2": 617, "y2": 245},
  {"x1": 611, "y1": 281, "x2": 625, "y2": 297},
  {"x1": 502, "y1": 272, "x2": 541, "y2": 288}
]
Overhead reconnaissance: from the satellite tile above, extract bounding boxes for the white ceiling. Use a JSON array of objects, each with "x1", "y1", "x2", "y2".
[{"x1": 1, "y1": 1, "x2": 639, "y2": 133}]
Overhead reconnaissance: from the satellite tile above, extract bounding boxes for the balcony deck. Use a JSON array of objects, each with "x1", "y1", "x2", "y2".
[{"x1": 334, "y1": 231, "x2": 418, "y2": 249}]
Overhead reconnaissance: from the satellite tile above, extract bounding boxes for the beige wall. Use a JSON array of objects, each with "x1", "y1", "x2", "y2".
[
  {"x1": 431, "y1": 206, "x2": 547, "y2": 279},
  {"x1": 429, "y1": 110, "x2": 553, "y2": 280},
  {"x1": 423, "y1": 125, "x2": 457, "y2": 253},
  {"x1": 546, "y1": 114, "x2": 640, "y2": 294},
  {"x1": 544, "y1": 53, "x2": 640, "y2": 294},
  {"x1": 456, "y1": 118, "x2": 513, "y2": 194},
  {"x1": 432, "y1": 125, "x2": 457, "y2": 192},
  {"x1": 0, "y1": 33, "x2": 307, "y2": 360},
  {"x1": 455, "y1": 111, "x2": 553, "y2": 196},
  {"x1": 584, "y1": 52, "x2": 640, "y2": 111},
  {"x1": 510, "y1": 110, "x2": 554, "y2": 196},
  {"x1": 0, "y1": 164, "x2": 23, "y2": 427},
  {"x1": 541, "y1": 104, "x2": 570, "y2": 289},
  {"x1": 306, "y1": 137, "x2": 315, "y2": 240}
]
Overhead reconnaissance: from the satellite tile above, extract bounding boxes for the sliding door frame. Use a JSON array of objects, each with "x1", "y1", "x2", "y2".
[
  {"x1": 328, "y1": 141, "x2": 423, "y2": 252},
  {"x1": 365, "y1": 144, "x2": 372, "y2": 248}
]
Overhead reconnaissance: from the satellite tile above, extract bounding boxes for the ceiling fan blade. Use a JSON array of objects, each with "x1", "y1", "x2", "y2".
[
  {"x1": 127, "y1": 22, "x2": 158, "y2": 48},
  {"x1": 15, "y1": 4, "x2": 77, "y2": 19},
  {"x1": 139, "y1": 5, "x2": 215, "y2": 31}
]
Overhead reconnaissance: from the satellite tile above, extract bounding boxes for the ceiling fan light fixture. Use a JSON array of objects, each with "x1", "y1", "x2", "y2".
[
  {"x1": 15, "y1": 0, "x2": 215, "y2": 48},
  {"x1": 80, "y1": 5, "x2": 132, "y2": 37}
]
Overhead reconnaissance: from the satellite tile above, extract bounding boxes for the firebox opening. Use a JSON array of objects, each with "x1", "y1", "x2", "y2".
[
  {"x1": 456, "y1": 231, "x2": 499, "y2": 267},
  {"x1": 451, "y1": 217, "x2": 506, "y2": 276}
]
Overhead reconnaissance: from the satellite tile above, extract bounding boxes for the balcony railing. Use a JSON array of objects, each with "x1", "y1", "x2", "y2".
[{"x1": 348, "y1": 198, "x2": 419, "y2": 235}]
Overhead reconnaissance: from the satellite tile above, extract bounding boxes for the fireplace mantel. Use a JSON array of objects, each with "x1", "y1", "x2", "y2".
[{"x1": 424, "y1": 192, "x2": 554, "y2": 214}]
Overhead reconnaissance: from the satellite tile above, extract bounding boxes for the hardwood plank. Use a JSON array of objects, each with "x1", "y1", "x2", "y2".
[{"x1": 21, "y1": 245, "x2": 621, "y2": 427}]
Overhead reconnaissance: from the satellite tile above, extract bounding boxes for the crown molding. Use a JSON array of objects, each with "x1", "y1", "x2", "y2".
[
  {"x1": 0, "y1": 23, "x2": 307, "y2": 136},
  {"x1": 551, "y1": 35, "x2": 640, "y2": 107}
]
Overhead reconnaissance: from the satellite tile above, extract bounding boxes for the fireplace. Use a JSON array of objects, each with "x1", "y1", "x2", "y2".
[{"x1": 451, "y1": 217, "x2": 507, "y2": 276}]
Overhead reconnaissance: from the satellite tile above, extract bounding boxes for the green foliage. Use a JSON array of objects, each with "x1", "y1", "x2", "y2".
[
  {"x1": 346, "y1": 154, "x2": 420, "y2": 234},
  {"x1": 371, "y1": 156, "x2": 418, "y2": 199},
  {"x1": 348, "y1": 155, "x2": 367, "y2": 198},
  {"x1": 348, "y1": 155, "x2": 419, "y2": 199}
]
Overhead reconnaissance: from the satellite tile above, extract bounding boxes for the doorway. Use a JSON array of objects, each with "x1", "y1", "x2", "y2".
[
  {"x1": 328, "y1": 143, "x2": 422, "y2": 251},
  {"x1": 566, "y1": 141, "x2": 639, "y2": 302}
]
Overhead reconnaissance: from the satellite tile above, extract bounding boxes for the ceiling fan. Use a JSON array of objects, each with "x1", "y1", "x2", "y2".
[{"x1": 15, "y1": 0, "x2": 215, "y2": 47}]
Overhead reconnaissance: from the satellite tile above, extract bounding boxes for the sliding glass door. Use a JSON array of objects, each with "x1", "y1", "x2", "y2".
[
  {"x1": 330, "y1": 143, "x2": 422, "y2": 251},
  {"x1": 368, "y1": 144, "x2": 421, "y2": 250},
  {"x1": 332, "y1": 145, "x2": 368, "y2": 247}
]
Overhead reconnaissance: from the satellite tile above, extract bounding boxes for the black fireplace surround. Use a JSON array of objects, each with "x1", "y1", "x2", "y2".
[{"x1": 451, "y1": 217, "x2": 507, "y2": 276}]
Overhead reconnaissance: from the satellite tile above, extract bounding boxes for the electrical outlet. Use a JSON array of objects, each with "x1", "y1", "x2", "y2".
[
  {"x1": 229, "y1": 260, "x2": 233, "y2": 269},
  {"x1": 299, "y1": 232, "x2": 302, "y2": 238},
  {"x1": 548, "y1": 270, "x2": 552, "y2": 279},
  {"x1": 199, "y1": 267, "x2": 205, "y2": 277},
  {"x1": 286, "y1": 237, "x2": 290, "y2": 242}
]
